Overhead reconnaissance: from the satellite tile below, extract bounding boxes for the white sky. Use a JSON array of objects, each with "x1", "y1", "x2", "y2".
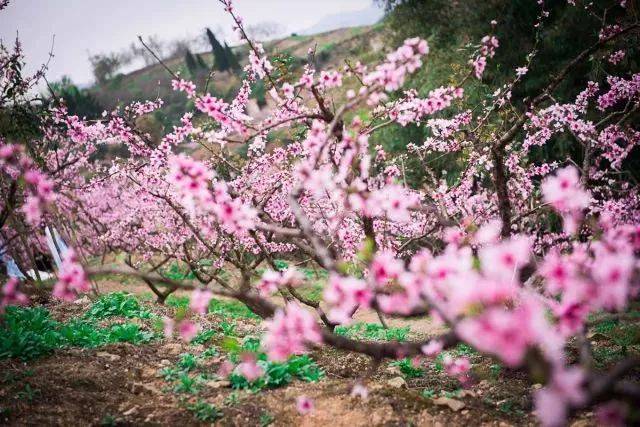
[{"x1": 0, "y1": 0, "x2": 380, "y2": 85}]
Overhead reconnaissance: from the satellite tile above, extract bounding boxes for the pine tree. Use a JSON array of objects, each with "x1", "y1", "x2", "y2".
[
  {"x1": 184, "y1": 50, "x2": 199, "y2": 77},
  {"x1": 205, "y1": 28, "x2": 229, "y2": 72},
  {"x1": 224, "y1": 42, "x2": 241, "y2": 73},
  {"x1": 196, "y1": 54, "x2": 208, "y2": 70}
]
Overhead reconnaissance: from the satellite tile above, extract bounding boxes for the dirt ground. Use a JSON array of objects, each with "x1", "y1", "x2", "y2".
[{"x1": 0, "y1": 283, "x2": 598, "y2": 426}]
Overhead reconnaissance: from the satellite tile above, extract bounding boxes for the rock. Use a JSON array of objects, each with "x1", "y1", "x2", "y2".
[
  {"x1": 96, "y1": 351, "x2": 121, "y2": 362},
  {"x1": 205, "y1": 380, "x2": 231, "y2": 389},
  {"x1": 386, "y1": 376, "x2": 407, "y2": 388},
  {"x1": 161, "y1": 343, "x2": 182, "y2": 355},
  {"x1": 122, "y1": 406, "x2": 139, "y2": 416},
  {"x1": 586, "y1": 332, "x2": 609, "y2": 342},
  {"x1": 432, "y1": 397, "x2": 466, "y2": 412},
  {"x1": 458, "y1": 390, "x2": 476, "y2": 398},
  {"x1": 74, "y1": 296, "x2": 91, "y2": 305},
  {"x1": 141, "y1": 367, "x2": 157, "y2": 378},
  {"x1": 131, "y1": 382, "x2": 161, "y2": 395},
  {"x1": 385, "y1": 365, "x2": 402, "y2": 376},
  {"x1": 159, "y1": 359, "x2": 171, "y2": 367}
]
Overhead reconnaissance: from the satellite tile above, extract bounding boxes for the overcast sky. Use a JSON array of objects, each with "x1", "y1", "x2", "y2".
[{"x1": 0, "y1": 0, "x2": 381, "y2": 86}]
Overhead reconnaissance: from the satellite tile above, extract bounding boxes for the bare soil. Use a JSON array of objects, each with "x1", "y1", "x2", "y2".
[{"x1": 0, "y1": 287, "x2": 598, "y2": 426}]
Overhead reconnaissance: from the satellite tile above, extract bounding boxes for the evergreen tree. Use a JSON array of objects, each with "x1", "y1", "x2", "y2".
[
  {"x1": 184, "y1": 49, "x2": 199, "y2": 76},
  {"x1": 196, "y1": 53, "x2": 208, "y2": 70},
  {"x1": 205, "y1": 28, "x2": 230, "y2": 72},
  {"x1": 224, "y1": 42, "x2": 241, "y2": 72}
]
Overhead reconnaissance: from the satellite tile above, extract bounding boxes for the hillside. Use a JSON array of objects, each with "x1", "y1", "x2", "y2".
[{"x1": 90, "y1": 25, "x2": 386, "y2": 135}]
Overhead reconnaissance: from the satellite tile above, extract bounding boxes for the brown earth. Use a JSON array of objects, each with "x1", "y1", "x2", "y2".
[{"x1": 0, "y1": 285, "x2": 599, "y2": 426}]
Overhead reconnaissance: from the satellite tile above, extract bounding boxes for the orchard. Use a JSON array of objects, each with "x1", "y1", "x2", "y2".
[{"x1": 1, "y1": 0, "x2": 640, "y2": 425}]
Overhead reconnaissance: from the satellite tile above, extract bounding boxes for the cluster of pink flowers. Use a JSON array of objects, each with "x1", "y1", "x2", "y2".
[
  {"x1": 597, "y1": 73, "x2": 640, "y2": 111},
  {"x1": 363, "y1": 37, "x2": 428, "y2": 92},
  {"x1": 319, "y1": 70, "x2": 343, "y2": 89},
  {"x1": 171, "y1": 78, "x2": 196, "y2": 98},
  {"x1": 0, "y1": 278, "x2": 28, "y2": 312},
  {"x1": 262, "y1": 302, "x2": 322, "y2": 361},
  {"x1": 52, "y1": 249, "x2": 90, "y2": 301},
  {"x1": 256, "y1": 267, "x2": 304, "y2": 296},
  {"x1": 190, "y1": 288, "x2": 213, "y2": 314},
  {"x1": 0, "y1": 143, "x2": 55, "y2": 225},
  {"x1": 470, "y1": 35, "x2": 499, "y2": 79},
  {"x1": 541, "y1": 166, "x2": 591, "y2": 233}
]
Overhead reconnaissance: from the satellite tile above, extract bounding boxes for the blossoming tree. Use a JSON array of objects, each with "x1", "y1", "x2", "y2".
[{"x1": 1, "y1": 0, "x2": 640, "y2": 425}]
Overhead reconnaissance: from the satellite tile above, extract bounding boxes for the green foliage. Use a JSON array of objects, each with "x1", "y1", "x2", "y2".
[
  {"x1": 191, "y1": 329, "x2": 217, "y2": 345},
  {"x1": 228, "y1": 354, "x2": 324, "y2": 391},
  {"x1": 259, "y1": 412, "x2": 275, "y2": 427},
  {"x1": 206, "y1": 28, "x2": 231, "y2": 72},
  {"x1": 48, "y1": 76, "x2": 104, "y2": 119},
  {"x1": 0, "y1": 306, "x2": 156, "y2": 360},
  {"x1": 390, "y1": 358, "x2": 424, "y2": 378},
  {"x1": 334, "y1": 322, "x2": 410, "y2": 341},
  {"x1": 174, "y1": 372, "x2": 202, "y2": 394},
  {"x1": 422, "y1": 388, "x2": 437, "y2": 398},
  {"x1": 166, "y1": 294, "x2": 258, "y2": 319},
  {"x1": 177, "y1": 353, "x2": 199, "y2": 371},
  {"x1": 84, "y1": 292, "x2": 152, "y2": 320},
  {"x1": 162, "y1": 263, "x2": 196, "y2": 281},
  {"x1": 186, "y1": 400, "x2": 222, "y2": 422}
]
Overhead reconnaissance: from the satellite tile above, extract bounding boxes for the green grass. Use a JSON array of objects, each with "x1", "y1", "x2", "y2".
[
  {"x1": 0, "y1": 306, "x2": 156, "y2": 360},
  {"x1": 84, "y1": 292, "x2": 153, "y2": 320},
  {"x1": 334, "y1": 322, "x2": 410, "y2": 341},
  {"x1": 390, "y1": 358, "x2": 424, "y2": 378},
  {"x1": 226, "y1": 337, "x2": 324, "y2": 392},
  {"x1": 185, "y1": 399, "x2": 222, "y2": 422},
  {"x1": 228, "y1": 354, "x2": 324, "y2": 391},
  {"x1": 166, "y1": 295, "x2": 258, "y2": 319}
]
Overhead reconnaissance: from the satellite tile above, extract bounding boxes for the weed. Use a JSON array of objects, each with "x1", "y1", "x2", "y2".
[
  {"x1": 0, "y1": 306, "x2": 156, "y2": 360},
  {"x1": 259, "y1": 411, "x2": 275, "y2": 426},
  {"x1": 99, "y1": 414, "x2": 118, "y2": 427},
  {"x1": 390, "y1": 358, "x2": 424, "y2": 378},
  {"x1": 224, "y1": 391, "x2": 240, "y2": 406},
  {"x1": 166, "y1": 295, "x2": 258, "y2": 319},
  {"x1": 15, "y1": 384, "x2": 40, "y2": 401},
  {"x1": 174, "y1": 372, "x2": 201, "y2": 394},
  {"x1": 191, "y1": 329, "x2": 216, "y2": 345},
  {"x1": 335, "y1": 322, "x2": 410, "y2": 341},
  {"x1": 422, "y1": 388, "x2": 437, "y2": 398},
  {"x1": 228, "y1": 354, "x2": 324, "y2": 391},
  {"x1": 220, "y1": 321, "x2": 237, "y2": 336},
  {"x1": 177, "y1": 353, "x2": 198, "y2": 371},
  {"x1": 84, "y1": 292, "x2": 152, "y2": 320},
  {"x1": 186, "y1": 399, "x2": 222, "y2": 422}
]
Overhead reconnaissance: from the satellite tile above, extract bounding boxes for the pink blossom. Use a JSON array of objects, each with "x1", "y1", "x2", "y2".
[
  {"x1": 421, "y1": 340, "x2": 443, "y2": 357},
  {"x1": 295, "y1": 395, "x2": 314, "y2": 415},
  {"x1": 189, "y1": 288, "x2": 213, "y2": 314},
  {"x1": 282, "y1": 82, "x2": 295, "y2": 99},
  {"x1": 1, "y1": 278, "x2": 28, "y2": 311},
  {"x1": 350, "y1": 383, "x2": 369, "y2": 400},
  {"x1": 53, "y1": 249, "x2": 90, "y2": 301},
  {"x1": 596, "y1": 401, "x2": 627, "y2": 427},
  {"x1": 237, "y1": 353, "x2": 264, "y2": 381},
  {"x1": 478, "y1": 235, "x2": 531, "y2": 282},
  {"x1": 178, "y1": 320, "x2": 199, "y2": 342},
  {"x1": 262, "y1": 303, "x2": 322, "y2": 361}
]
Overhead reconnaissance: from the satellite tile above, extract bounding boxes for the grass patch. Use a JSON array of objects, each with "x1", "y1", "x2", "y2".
[
  {"x1": 166, "y1": 295, "x2": 258, "y2": 319},
  {"x1": 84, "y1": 292, "x2": 152, "y2": 320},
  {"x1": 226, "y1": 337, "x2": 324, "y2": 392},
  {"x1": 185, "y1": 399, "x2": 222, "y2": 422},
  {"x1": 0, "y1": 306, "x2": 156, "y2": 360},
  {"x1": 335, "y1": 322, "x2": 410, "y2": 341},
  {"x1": 390, "y1": 358, "x2": 424, "y2": 378}
]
